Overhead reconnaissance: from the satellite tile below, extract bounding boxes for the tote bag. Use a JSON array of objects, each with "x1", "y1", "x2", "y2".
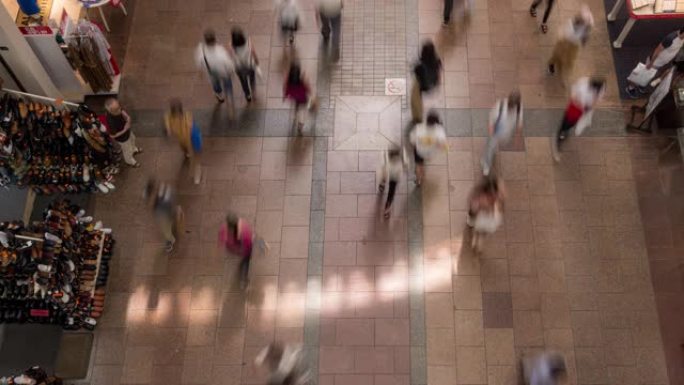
[{"x1": 627, "y1": 63, "x2": 658, "y2": 87}]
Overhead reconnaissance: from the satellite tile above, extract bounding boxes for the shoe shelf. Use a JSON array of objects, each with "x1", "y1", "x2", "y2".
[
  {"x1": 1, "y1": 366, "x2": 62, "y2": 385},
  {"x1": 0, "y1": 92, "x2": 120, "y2": 195},
  {"x1": 0, "y1": 199, "x2": 114, "y2": 330}
]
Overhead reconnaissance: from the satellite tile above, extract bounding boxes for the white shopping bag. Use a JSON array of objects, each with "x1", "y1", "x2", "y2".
[
  {"x1": 574, "y1": 110, "x2": 594, "y2": 136},
  {"x1": 627, "y1": 62, "x2": 658, "y2": 87}
]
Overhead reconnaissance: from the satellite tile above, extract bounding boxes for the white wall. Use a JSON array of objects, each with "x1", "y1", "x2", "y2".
[{"x1": 0, "y1": 3, "x2": 62, "y2": 98}]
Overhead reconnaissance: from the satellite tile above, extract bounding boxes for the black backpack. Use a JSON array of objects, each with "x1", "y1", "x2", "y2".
[{"x1": 414, "y1": 62, "x2": 439, "y2": 92}]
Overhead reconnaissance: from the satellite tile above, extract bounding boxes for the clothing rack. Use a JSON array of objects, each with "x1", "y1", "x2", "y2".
[{"x1": 1, "y1": 88, "x2": 80, "y2": 108}]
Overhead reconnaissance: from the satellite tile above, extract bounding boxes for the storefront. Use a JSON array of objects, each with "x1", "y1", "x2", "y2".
[{"x1": 0, "y1": 0, "x2": 122, "y2": 101}]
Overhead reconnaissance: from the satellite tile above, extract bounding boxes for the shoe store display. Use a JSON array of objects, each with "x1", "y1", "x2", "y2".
[
  {"x1": 0, "y1": 95, "x2": 120, "y2": 195},
  {"x1": 0, "y1": 199, "x2": 115, "y2": 331}
]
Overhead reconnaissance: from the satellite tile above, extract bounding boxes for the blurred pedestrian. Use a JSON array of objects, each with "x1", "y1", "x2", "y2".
[
  {"x1": 283, "y1": 62, "x2": 312, "y2": 135},
  {"x1": 164, "y1": 99, "x2": 202, "y2": 184},
  {"x1": 522, "y1": 351, "x2": 567, "y2": 385},
  {"x1": 529, "y1": 0, "x2": 556, "y2": 34},
  {"x1": 548, "y1": 5, "x2": 594, "y2": 84},
  {"x1": 625, "y1": 28, "x2": 684, "y2": 98},
  {"x1": 443, "y1": 0, "x2": 473, "y2": 26},
  {"x1": 553, "y1": 76, "x2": 605, "y2": 161},
  {"x1": 105, "y1": 98, "x2": 141, "y2": 168},
  {"x1": 409, "y1": 110, "x2": 448, "y2": 186},
  {"x1": 318, "y1": 0, "x2": 343, "y2": 60},
  {"x1": 195, "y1": 29, "x2": 235, "y2": 104},
  {"x1": 278, "y1": 0, "x2": 301, "y2": 47},
  {"x1": 144, "y1": 179, "x2": 183, "y2": 253},
  {"x1": 219, "y1": 214, "x2": 254, "y2": 290},
  {"x1": 231, "y1": 27, "x2": 260, "y2": 103},
  {"x1": 255, "y1": 342, "x2": 310, "y2": 385},
  {"x1": 481, "y1": 90, "x2": 523, "y2": 176},
  {"x1": 467, "y1": 176, "x2": 505, "y2": 253},
  {"x1": 378, "y1": 146, "x2": 408, "y2": 219},
  {"x1": 411, "y1": 41, "x2": 442, "y2": 122}
]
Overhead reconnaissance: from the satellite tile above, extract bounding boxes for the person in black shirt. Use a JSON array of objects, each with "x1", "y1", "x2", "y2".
[
  {"x1": 105, "y1": 98, "x2": 140, "y2": 167},
  {"x1": 411, "y1": 41, "x2": 442, "y2": 123}
]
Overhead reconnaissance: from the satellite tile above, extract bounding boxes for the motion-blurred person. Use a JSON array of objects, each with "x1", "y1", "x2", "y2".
[
  {"x1": 378, "y1": 146, "x2": 408, "y2": 219},
  {"x1": 522, "y1": 351, "x2": 567, "y2": 385},
  {"x1": 144, "y1": 179, "x2": 182, "y2": 253},
  {"x1": 255, "y1": 342, "x2": 310, "y2": 385},
  {"x1": 219, "y1": 214, "x2": 254, "y2": 290},
  {"x1": 481, "y1": 90, "x2": 523, "y2": 176},
  {"x1": 443, "y1": 0, "x2": 473, "y2": 26},
  {"x1": 278, "y1": 0, "x2": 301, "y2": 47},
  {"x1": 548, "y1": 6, "x2": 594, "y2": 84},
  {"x1": 553, "y1": 76, "x2": 605, "y2": 161},
  {"x1": 411, "y1": 41, "x2": 442, "y2": 122},
  {"x1": 105, "y1": 98, "x2": 141, "y2": 168},
  {"x1": 625, "y1": 28, "x2": 684, "y2": 98},
  {"x1": 164, "y1": 99, "x2": 202, "y2": 184},
  {"x1": 627, "y1": 59, "x2": 684, "y2": 132},
  {"x1": 284, "y1": 62, "x2": 312, "y2": 135},
  {"x1": 529, "y1": 0, "x2": 556, "y2": 34},
  {"x1": 409, "y1": 110, "x2": 448, "y2": 186},
  {"x1": 467, "y1": 175, "x2": 505, "y2": 253},
  {"x1": 318, "y1": 0, "x2": 343, "y2": 60},
  {"x1": 231, "y1": 28, "x2": 260, "y2": 104},
  {"x1": 195, "y1": 29, "x2": 235, "y2": 104}
]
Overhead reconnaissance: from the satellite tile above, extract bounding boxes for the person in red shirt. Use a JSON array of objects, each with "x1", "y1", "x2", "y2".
[
  {"x1": 218, "y1": 214, "x2": 254, "y2": 289},
  {"x1": 284, "y1": 62, "x2": 311, "y2": 136}
]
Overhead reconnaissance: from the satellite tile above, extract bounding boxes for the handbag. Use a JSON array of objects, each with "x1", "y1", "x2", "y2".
[
  {"x1": 191, "y1": 121, "x2": 203, "y2": 152},
  {"x1": 627, "y1": 62, "x2": 657, "y2": 87}
]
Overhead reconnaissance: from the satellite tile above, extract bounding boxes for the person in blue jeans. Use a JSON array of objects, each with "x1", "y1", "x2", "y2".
[{"x1": 195, "y1": 30, "x2": 235, "y2": 104}]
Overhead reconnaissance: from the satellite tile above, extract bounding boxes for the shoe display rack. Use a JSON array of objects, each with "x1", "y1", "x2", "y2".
[
  {"x1": 0, "y1": 199, "x2": 113, "y2": 330},
  {"x1": 1, "y1": 366, "x2": 62, "y2": 385},
  {"x1": 0, "y1": 89, "x2": 121, "y2": 195}
]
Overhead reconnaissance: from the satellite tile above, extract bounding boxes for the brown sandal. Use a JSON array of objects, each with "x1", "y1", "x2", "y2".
[
  {"x1": 541, "y1": 23, "x2": 548, "y2": 33},
  {"x1": 530, "y1": 7, "x2": 537, "y2": 17}
]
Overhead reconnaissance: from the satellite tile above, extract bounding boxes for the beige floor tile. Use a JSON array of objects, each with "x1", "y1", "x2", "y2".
[
  {"x1": 427, "y1": 365, "x2": 457, "y2": 385},
  {"x1": 513, "y1": 311, "x2": 545, "y2": 347},
  {"x1": 280, "y1": 226, "x2": 309, "y2": 259},
  {"x1": 456, "y1": 346, "x2": 487, "y2": 383},
  {"x1": 285, "y1": 166, "x2": 313, "y2": 195},
  {"x1": 427, "y1": 328, "x2": 457, "y2": 366},
  {"x1": 453, "y1": 276, "x2": 483, "y2": 309},
  {"x1": 283, "y1": 196, "x2": 311, "y2": 226},
  {"x1": 485, "y1": 328, "x2": 516, "y2": 365},
  {"x1": 453, "y1": 310, "x2": 485, "y2": 346},
  {"x1": 426, "y1": 293, "x2": 455, "y2": 328}
]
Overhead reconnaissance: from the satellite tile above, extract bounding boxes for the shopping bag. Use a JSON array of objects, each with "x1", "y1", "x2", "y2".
[
  {"x1": 191, "y1": 121, "x2": 203, "y2": 153},
  {"x1": 627, "y1": 62, "x2": 657, "y2": 87},
  {"x1": 574, "y1": 110, "x2": 594, "y2": 136}
]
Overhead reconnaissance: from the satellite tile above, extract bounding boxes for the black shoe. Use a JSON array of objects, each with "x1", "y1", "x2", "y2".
[{"x1": 548, "y1": 64, "x2": 555, "y2": 74}]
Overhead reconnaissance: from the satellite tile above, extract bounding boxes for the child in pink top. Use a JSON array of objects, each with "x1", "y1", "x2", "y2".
[{"x1": 219, "y1": 215, "x2": 253, "y2": 289}]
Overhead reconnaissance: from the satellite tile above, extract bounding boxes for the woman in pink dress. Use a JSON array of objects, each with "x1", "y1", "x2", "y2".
[{"x1": 218, "y1": 214, "x2": 254, "y2": 289}]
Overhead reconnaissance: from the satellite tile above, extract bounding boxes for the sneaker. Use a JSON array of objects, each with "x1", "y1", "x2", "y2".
[
  {"x1": 378, "y1": 183, "x2": 385, "y2": 194},
  {"x1": 215, "y1": 94, "x2": 225, "y2": 103},
  {"x1": 134, "y1": 148, "x2": 143, "y2": 154},
  {"x1": 482, "y1": 163, "x2": 490, "y2": 176},
  {"x1": 164, "y1": 241, "x2": 174, "y2": 253}
]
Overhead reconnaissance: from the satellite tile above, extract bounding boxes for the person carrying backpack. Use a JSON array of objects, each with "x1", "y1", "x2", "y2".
[
  {"x1": 481, "y1": 90, "x2": 523, "y2": 176},
  {"x1": 411, "y1": 41, "x2": 442, "y2": 123}
]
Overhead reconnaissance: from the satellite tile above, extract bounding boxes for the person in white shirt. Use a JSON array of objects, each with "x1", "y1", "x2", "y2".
[
  {"x1": 547, "y1": 5, "x2": 594, "y2": 83},
  {"x1": 317, "y1": 0, "x2": 343, "y2": 60},
  {"x1": 378, "y1": 146, "x2": 408, "y2": 219},
  {"x1": 255, "y1": 342, "x2": 310, "y2": 385},
  {"x1": 409, "y1": 110, "x2": 448, "y2": 186},
  {"x1": 467, "y1": 175, "x2": 505, "y2": 253},
  {"x1": 553, "y1": 76, "x2": 605, "y2": 160},
  {"x1": 626, "y1": 28, "x2": 684, "y2": 98},
  {"x1": 481, "y1": 90, "x2": 523, "y2": 176},
  {"x1": 195, "y1": 30, "x2": 235, "y2": 104},
  {"x1": 278, "y1": 0, "x2": 301, "y2": 46}
]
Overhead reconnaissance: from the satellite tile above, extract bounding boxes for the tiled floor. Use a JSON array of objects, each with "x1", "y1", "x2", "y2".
[{"x1": 81, "y1": 0, "x2": 684, "y2": 384}]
